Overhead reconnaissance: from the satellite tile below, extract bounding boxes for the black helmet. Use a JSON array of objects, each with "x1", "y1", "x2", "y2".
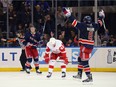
[{"x1": 83, "y1": 16, "x2": 92, "y2": 24}]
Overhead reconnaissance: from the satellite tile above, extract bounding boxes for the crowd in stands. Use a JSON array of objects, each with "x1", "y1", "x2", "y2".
[{"x1": 0, "y1": 0, "x2": 115, "y2": 47}]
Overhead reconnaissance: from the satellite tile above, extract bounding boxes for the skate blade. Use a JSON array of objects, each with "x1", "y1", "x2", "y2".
[
  {"x1": 25, "y1": 71, "x2": 30, "y2": 74},
  {"x1": 36, "y1": 72, "x2": 42, "y2": 75},
  {"x1": 46, "y1": 76, "x2": 52, "y2": 78},
  {"x1": 82, "y1": 81, "x2": 93, "y2": 85}
]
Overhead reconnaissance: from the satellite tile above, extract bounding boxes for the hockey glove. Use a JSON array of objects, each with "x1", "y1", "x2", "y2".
[
  {"x1": 45, "y1": 58, "x2": 49, "y2": 64},
  {"x1": 99, "y1": 9, "x2": 105, "y2": 19},
  {"x1": 62, "y1": 7, "x2": 71, "y2": 17},
  {"x1": 64, "y1": 58, "x2": 69, "y2": 65},
  {"x1": 44, "y1": 54, "x2": 50, "y2": 64}
]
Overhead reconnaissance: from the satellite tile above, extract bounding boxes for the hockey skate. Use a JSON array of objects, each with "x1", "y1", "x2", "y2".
[
  {"x1": 25, "y1": 68, "x2": 30, "y2": 74},
  {"x1": 62, "y1": 72, "x2": 66, "y2": 78},
  {"x1": 73, "y1": 72, "x2": 82, "y2": 79},
  {"x1": 36, "y1": 69, "x2": 42, "y2": 74},
  {"x1": 82, "y1": 74, "x2": 93, "y2": 82},
  {"x1": 46, "y1": 72, "x2": 52, "y2": 78}
]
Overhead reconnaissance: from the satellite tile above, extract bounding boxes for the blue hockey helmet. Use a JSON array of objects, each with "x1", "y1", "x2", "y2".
[{"x1": 83, "y1": 16, "x2": 92, "y2": 24}]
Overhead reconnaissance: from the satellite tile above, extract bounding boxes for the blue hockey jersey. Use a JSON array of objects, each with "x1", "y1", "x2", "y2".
[
  {"x1": 69, "y1": 16, "x2": 101, "y2": 48},
  {"x1": 24, "y1": 32, "x2": 41, "y2": 46}
]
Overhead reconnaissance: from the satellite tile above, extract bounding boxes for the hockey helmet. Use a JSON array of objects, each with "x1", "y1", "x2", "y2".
[
  {"x1": 83, "y1": 16, "x2": 92, "y2": 24},
  {"x1": 49, "y1": 37, "x2": 56, "y2": 45}
]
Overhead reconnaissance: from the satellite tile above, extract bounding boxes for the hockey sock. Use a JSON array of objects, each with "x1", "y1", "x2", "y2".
[
  {"x1": 83, "y1": 61, "x2": 91, "y2": 76},
  {"x1": 48, "y1": 60, "x2": 56, "y2": 73},
  {"x1": 25, "y1": 58, "x2": 32, "y2": 68},
  {"x1": 61, "y1": 65, "x2": 66, "y2": 72},
  {"x1": 78, "y1": 65, "x2": 83, "y2": 75},
  {"x1": 84, "y1": 67, "x2": 91, "y2": 76},
  {"x1": 78, "y1": 57, "x2": 83, "y2": 75},
  {"x1": 34, "y1": 58, "x2": 39, "y2": 68},
  {"x1": 48, "y1": 65, "x2": 54, "y2": 73},
  {"x1": 60, "y1": 61, "x2": 66, "y2": 73}
]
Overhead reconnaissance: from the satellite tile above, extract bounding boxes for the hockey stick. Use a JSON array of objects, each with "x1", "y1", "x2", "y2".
[
  {"x1": 37, "y1": 21, "x2": 46, "y2": 47},
  {"x1": 102, "y1": 19, "x2": 107, "y2": 31},
  {"x1": 42, "y1": 21, "x2": 46, "y2": 35},
  {"x1": 38, "y1": 21, "x2": 46, "y2": 56}
]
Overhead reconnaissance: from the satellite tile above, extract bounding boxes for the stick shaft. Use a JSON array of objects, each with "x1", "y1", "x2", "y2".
[{"x1": 102, "y1": 19, "x2": 107, "y2": 31}]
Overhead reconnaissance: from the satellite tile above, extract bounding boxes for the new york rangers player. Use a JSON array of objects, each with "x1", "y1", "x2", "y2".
[
  {"x1": 44, "y1": 37, "x2": 68, "y2": 78},
  {"x1": 24, "y1": 26, "x2": 42, "y2": 74},
  {"x1": 63, "y1": 8, "x2": 105, "y2": 82}
]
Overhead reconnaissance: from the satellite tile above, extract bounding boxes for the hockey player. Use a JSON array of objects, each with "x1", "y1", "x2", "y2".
[
  {"x1": 6, "y1": 31, "x2": 28, "y2": 71},
  {"x1": 63, "y1": 8, "x2": 105, "y2": 82},
  {"x1": 16, "y1": 31, "x2": 27, "y2": 71},
  {"x1": 24, "y1": 26, "x2": 42, "y2": 74},
  {"x1": 44, "y1": 37, "x2": 68, "y2": 78},
  {"x1": 16, "y1": 31, "x2": 33, "y2": 71}
]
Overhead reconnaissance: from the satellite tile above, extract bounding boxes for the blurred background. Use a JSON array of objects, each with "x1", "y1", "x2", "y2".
[{"x1": 0, "y1": 0, "x2": 116, "y2": 47}]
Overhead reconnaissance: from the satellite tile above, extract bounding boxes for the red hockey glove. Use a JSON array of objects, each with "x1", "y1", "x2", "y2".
[
  {"x1": 44, "y1": 54, "x2": 50, "y2": 64},
  {"x1": 62, "y1": 7, "x2": 71, "y2": 17},
  {"x1": 44, "y1": 58, "x2": 49, "y2": 64},
  {"x1": 64, "y1": 58, "x2": 69, "y2": 65}
]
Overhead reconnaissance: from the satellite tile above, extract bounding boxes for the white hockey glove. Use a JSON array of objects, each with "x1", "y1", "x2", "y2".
[
  {"x1": 99, "y1": 9, "x2": 105, "y2": 19},
  {"x1": 62, "y1": 7, "x2": 71, "y2": 17}
]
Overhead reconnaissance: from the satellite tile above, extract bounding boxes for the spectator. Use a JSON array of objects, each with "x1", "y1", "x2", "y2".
[
  {"x1": 9, "y1": 4, "x2": 17, "y2": 37},
  {"x1": 107, "y1": 39, "x2": 113, "y2": 46},
  {"x1": 64, "y1": 22, "x2": 75, "y2": 41},
  {"x1": 21, "y1": 5, "x2": 31, "y2": 29},
  {"x1": 58, "y1": 31, "x2": 66, "y2": 44},
  {"x1": 42, "y1": 34, "x2": 50, "y2": 47},
  {"x1": 65, "y1": 39, "x2": 74, "y2": 47},
  {"x1": 44, "y1": 14, "x2": 55, "y2": 37},
  {"x1": 105, "y1": 34, "x2": 116, "y2": 46},
  {"x1": 17, "y1": 24, "x2": 25, "y2": 33},
  {"x1": 1, "y1": 0, "x2": 12, "y2": 13},
  {"x1": 70, "y1": 30, "x2": 76, "y2": 40},
  {"x1": 57, "y1": 6, "x2": 65, "y2": 33},
  {"x1": 34, "y1": 4, "x2": 43, "y2": 33},
  {"x1": 37, "y1": 0, "x2": 50, "y2": 14}
]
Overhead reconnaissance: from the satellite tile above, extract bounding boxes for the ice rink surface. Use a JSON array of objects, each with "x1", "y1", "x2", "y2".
[{"x1": 0, "y1": 72, "x2": 116, "y2": 87}]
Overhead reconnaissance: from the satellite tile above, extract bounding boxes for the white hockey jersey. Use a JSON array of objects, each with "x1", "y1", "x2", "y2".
[{"x1": 46, "y1": 39, "x2": 65, "y2": 54}]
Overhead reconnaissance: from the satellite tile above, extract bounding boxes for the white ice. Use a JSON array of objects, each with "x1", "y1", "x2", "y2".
[{"x1": 0, "y1": 72, "x2": 116, "y2": 87}]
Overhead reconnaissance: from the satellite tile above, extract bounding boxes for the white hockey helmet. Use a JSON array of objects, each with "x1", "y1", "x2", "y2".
[{"x1": 49, "y1": 37, "x2": 56, "y2": 45}]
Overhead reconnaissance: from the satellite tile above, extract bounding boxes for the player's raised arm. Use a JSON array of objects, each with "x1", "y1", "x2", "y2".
[
  {"x1": 63, "y1": 8, "x2": 78, "y2": 27},
  {"x1": 97, "y1": 9, "x2": 105, "y2": 26},
  {"x1": 98, "y1": 9, "x2": 107, "y2": 30}
]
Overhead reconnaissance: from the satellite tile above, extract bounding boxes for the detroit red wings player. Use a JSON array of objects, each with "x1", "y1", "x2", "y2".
[{"x1": 44, "y1": 37, "x2": 68, "y2": 78}]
